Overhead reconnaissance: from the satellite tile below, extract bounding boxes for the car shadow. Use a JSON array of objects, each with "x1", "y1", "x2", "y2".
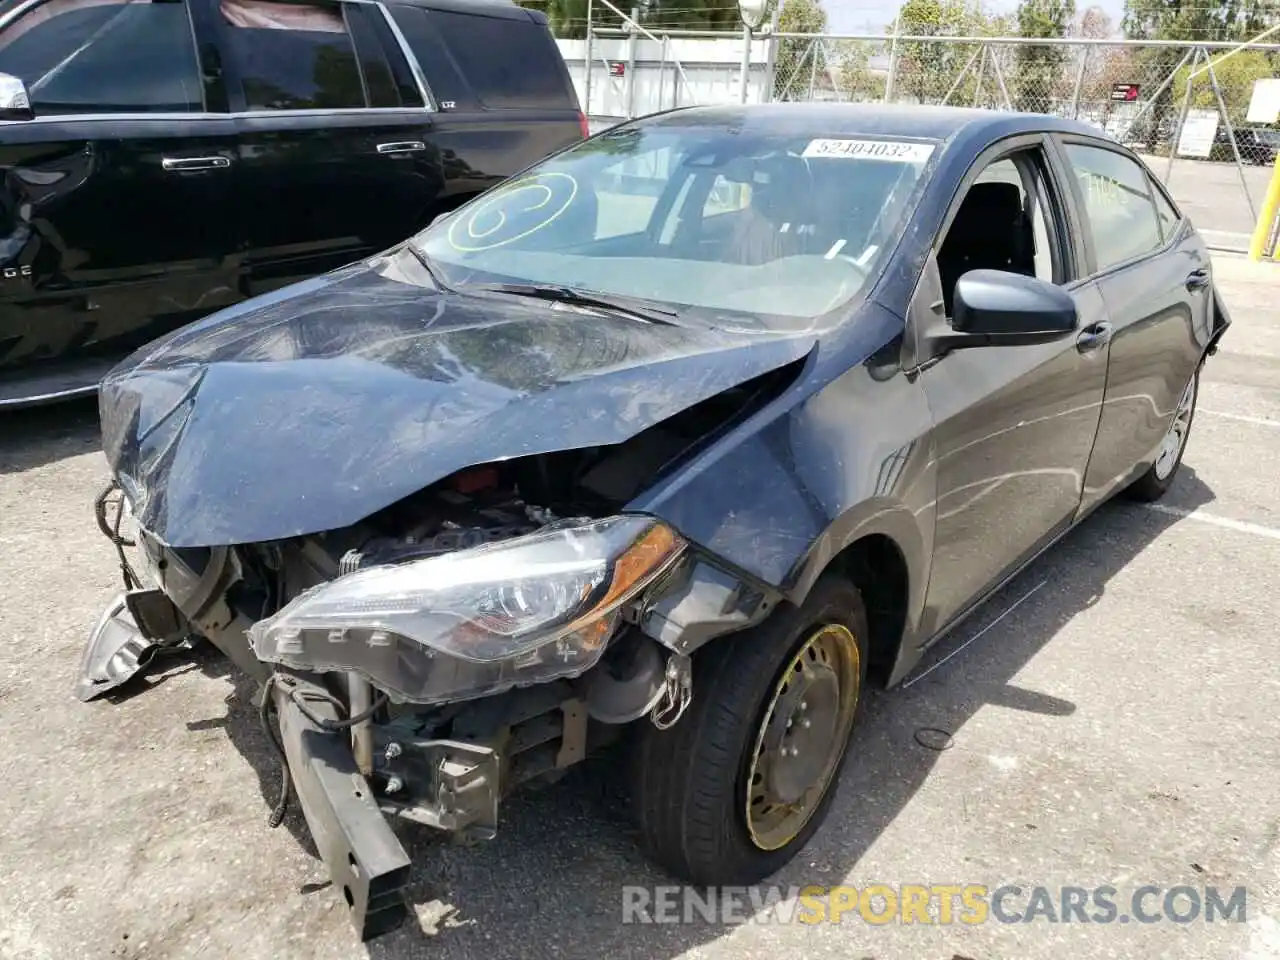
[
  {"x1": 169, "y1": 465, "x2": 1215, "y2": 959},
  {"x1": 0, "y1": 397, "x2": 100, "y2": 475}
]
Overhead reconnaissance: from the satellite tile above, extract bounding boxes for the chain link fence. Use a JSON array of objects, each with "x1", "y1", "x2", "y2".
[{"x1": 580, "y1": 28, "x2": 1280, "y2": 251}]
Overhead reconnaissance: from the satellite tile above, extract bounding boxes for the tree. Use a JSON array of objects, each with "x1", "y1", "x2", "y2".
[
  {"x1": 644, "y1": 0, "x2": 744, "y2": 30},
  {"x1": 773, "y1": 0, "x2": 829, "y2": 100},
  {"x1": 836, "y1": 41, "x2": 888, "y2": 100},
  {"x1": 1053, "y1": 4, "x2": 1116, "y2": 121},
  {"x1": 1121, "y1": 0, "x2": 1278, "y2": 147},
  {"x1": 1122, "y1": 0, "x2": 1273, "y2": 44},
  {"x1": 1173, "y1": 49, "x2": 1278, "y2": 125},
  {"x1": 1075, "y1": 3, "x2": 1112, "y2": 38},
  {"x1": 892, "y1": 0, "x2": 1013, "y2": 104},
  {"x1": 1077, "y1": 44, "x2": 1137, "y2": 111},
  {"x1": 536, "y1": 0, "x2": 605, "y2": 39},
  {"x1": 1014, "y1": 0, "x2": 1075, "y2": 112}
]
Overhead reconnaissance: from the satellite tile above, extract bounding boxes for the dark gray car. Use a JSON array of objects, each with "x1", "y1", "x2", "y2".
[{"x1": 81, "y1": 103, "x2": 1230, "y2": 938}]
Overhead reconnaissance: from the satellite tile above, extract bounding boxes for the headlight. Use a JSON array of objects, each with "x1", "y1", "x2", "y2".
[{"x1": 248, "y1": 516, "x2": 684, "y2": 704}]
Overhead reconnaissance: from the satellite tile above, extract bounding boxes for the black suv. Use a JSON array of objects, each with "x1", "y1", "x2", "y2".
[{"x1": 0, "y1": 0, "x2": 585, "y2": 406}]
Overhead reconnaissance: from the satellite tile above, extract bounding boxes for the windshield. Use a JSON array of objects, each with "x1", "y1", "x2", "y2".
[{"x1": 412, "y1": 119, "x2": 936, "y2": 332}]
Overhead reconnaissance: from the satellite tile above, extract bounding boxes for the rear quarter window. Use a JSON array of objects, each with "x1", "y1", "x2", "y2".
[
  {"x1": 422, "y1": 9, "x2": 572, "y2": 109},
  {"x1": 1148, "y1": 176, "x2": 1182, "y2": 242}
]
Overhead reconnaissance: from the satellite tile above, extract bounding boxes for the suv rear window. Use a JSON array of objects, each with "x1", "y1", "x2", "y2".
[
  {"x1": 391, "y1": 6, "x2": 572, "y2": 110},
  {"x1": 426, "y1": 11, "x2": 570, "y2": 108}
]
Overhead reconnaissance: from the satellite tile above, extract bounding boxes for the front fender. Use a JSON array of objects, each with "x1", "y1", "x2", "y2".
[
  {"x1": 635, "y1": 313, "x2": 937, "y2": 668},
  {"x1": 784, "y1": 496, "x2": 931, "y2": 617}
]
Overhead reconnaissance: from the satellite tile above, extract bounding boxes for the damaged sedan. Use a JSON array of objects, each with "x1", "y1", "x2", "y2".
[{"x1": 82, "y1": 103, "x2": 1230, "y2": 938}]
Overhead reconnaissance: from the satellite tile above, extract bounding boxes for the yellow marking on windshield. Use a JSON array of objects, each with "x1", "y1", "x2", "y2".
[{"x1": 447, "y1": 172, "x2": 580, "y2": 252}]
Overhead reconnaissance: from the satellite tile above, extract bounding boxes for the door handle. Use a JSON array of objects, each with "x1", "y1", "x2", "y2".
[
  {"x1": 1185, "y1": 268, "x2": 1210, "y2": 291},
  {"x1": 161, "y1": 156, "x2": 231, "y2": 172},
  {"x1": 1076, "y1": 321, "x2": 1113, "y2": 353},
  {"x1": 376, "y1": 141, "x2": 426, "y2": 155}
]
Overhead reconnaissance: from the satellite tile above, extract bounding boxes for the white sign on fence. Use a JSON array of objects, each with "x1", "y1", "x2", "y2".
[
  {"x1": 1177, "y1": 109, "x2": 1219, "y2": 159},
  {"x1": 1246, "y1": 78, "x2": 1280, "y2": 125}
]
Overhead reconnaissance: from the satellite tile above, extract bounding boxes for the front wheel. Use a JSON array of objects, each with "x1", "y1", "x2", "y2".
[
  {"x1": 1126, "y1": 368, "x2": 1199, "y2": 502},
  {"x1": 631, "y1": 576, "x2": 868, "y2": 885}
]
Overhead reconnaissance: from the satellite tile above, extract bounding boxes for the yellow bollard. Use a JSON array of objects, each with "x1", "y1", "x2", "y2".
[{"x1": 1248, "y1": 152, "x2": 1280, "y2": 261}]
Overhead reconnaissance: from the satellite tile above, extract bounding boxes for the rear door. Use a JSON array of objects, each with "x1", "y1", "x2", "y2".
[
  {"x1": 0, "y1": 0, "x2": 239, "y2": 390},
  {"x1": 385, "y1": 1, "x2": 584, "y2": 201},
  {"x1": 1056, "y1": 137, "x2": 1210, "y2": 514},
  {"x1": 213, "y1": 0, "x2": 443, "y2": 294},
  {"x1": 916, "y1": 136, "x2": 1109, "y2": 636}
]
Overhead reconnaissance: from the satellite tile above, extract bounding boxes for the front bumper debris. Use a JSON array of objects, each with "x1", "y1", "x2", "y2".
[
  {"x1": 75, "y1": 590, "x2": 190, "y2": 701},
  {"x1": 75, "y1": 593, "x2": 156, "y2": 702},
  {"x1": 272, "y1": 675, "x2": 413, "y2": 940},
  {"x1": 376, "y1": 736, "x2": 501, "y2": 840},
  {"x1": 269, "y1": 674, "x2": 519, "y2": 940}
]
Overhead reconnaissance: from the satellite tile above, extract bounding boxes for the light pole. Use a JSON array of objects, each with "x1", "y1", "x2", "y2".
[{"x1": 738, "y1": 0, "x2": 770, "y2": 103}]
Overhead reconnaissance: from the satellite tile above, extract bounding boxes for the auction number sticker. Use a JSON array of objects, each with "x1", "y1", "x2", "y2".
[{"x1": 801, "y1": 139, "x2": 936, "y2": 163}]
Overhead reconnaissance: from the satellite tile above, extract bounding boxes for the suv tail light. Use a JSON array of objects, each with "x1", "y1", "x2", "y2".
[{"x1": 578, "y1": 111, "x2": 590, "y2": 139}]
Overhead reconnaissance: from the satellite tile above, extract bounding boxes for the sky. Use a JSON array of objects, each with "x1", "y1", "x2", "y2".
[{"x1": 821, "y1": 0, "x2": 1126, "y2": 33}]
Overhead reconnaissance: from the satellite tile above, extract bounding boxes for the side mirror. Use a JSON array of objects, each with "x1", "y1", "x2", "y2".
[
  {"x1": 924, "y1": 269, "x2": 1077, "y2": 358},
  {"x1": 0, "y1": 73, "x2": 33, "y2": 122}
]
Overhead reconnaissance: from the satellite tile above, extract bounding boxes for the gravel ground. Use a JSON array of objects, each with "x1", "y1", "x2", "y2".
[{"x1": 0, "y1": 253, "x2": 1277, "y2": 960}]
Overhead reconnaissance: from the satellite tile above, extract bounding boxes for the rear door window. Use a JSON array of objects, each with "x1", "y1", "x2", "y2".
[
  {"x1": 1062, "y1": 142, "x2": 1164, "y2": 272},
  {"x1": 0, "y1": 0, "x2": 203, "y2": 114},
  {"x1": 421, "y1": 9, "x2": 572, "y2": 109},
  {"x1": 219, "y1": 0, "x2": 365, "y2": 110}
]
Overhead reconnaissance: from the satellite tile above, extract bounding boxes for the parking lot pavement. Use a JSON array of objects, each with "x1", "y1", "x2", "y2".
[
  {"x1": 1138, "y1": 156, "x2": 1273, "y2": 252},
  {"x1": 1, "y1": 252, "x2": 1277, "y2": 960}
]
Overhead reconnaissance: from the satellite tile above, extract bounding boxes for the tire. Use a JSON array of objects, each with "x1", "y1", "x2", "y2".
[
  {"x1": 1125, "y1": 368, "x2": 1199, "y2": 503},
  {"x1": 631, "y1": 575, "x2": 869, "y2": 886}
]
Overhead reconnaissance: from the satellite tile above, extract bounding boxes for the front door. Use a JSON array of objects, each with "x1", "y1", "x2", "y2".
[
  {"x1": 0, "y1": 0, "x2": 239, "y2": 392},
  {"x1": 916, "y1": 140, "x2": 1109, "y2": 637}
]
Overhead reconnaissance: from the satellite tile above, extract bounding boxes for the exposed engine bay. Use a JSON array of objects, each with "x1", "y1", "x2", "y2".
[{"x1": 82, "y1": 372, "x2": 793, "y2": 938}]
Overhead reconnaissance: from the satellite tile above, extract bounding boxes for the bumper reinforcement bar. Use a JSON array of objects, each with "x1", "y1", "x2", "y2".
[{"x1": 273, "y1": 679, "x2": 412, "y2": 940}]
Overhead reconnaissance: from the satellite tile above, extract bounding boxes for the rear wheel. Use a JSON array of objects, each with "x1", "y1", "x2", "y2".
[
  {"x1": 632, "y1": 576, "x2": 868, "y2": 885},
  {"x1": 1125, "y1": 369, "x2": 1198, "y2": 503}
]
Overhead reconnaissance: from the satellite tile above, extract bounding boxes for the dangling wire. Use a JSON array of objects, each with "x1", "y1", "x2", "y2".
[
  {"x1": 259, "y1": 675, "x2": 293, "y2": 828},
  {"x1": 257, "y1": 673, "x2": 389, "y2": 828},
  {"x1": 94, "y1": 480, "x2": 141, "y2": 590}
]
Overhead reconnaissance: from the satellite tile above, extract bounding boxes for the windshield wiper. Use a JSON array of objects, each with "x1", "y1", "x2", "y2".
[{"x1": 469, "y1": 282, "x2": 680, "y2": 326}]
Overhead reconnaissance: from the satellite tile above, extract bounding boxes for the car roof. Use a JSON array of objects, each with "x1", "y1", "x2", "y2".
[{"x1": 643, "y1": 102, "x2": 1107, "y2": 142}]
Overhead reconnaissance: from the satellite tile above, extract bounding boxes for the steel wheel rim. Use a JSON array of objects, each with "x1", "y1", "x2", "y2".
[
  {"x1": 1154, "y1": 377, "x2": 1196, "y2": 480},
  {"x1": 744, "y1": 624, "x2": 861, "y2": 852}
]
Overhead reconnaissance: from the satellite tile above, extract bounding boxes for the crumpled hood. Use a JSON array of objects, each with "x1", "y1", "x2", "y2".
[{"x1": 100, "y1": 253, "x2": 817, "y2": 547}]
